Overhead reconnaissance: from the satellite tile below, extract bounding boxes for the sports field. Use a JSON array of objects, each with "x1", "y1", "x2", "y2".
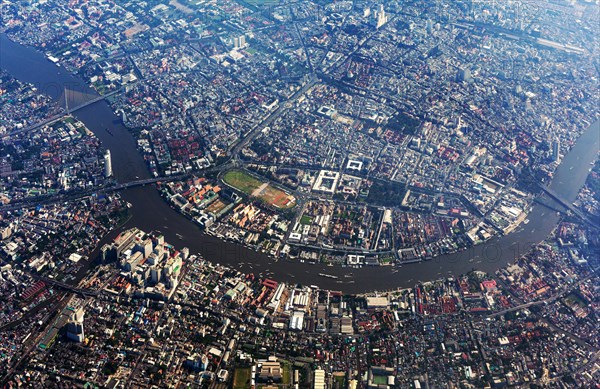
[
  {"x1": 223, "y1": 170, "x2": 296, "y2": 209},
  {"x1": 232, "y1": 368, "x2": 251, "y2": 389}
]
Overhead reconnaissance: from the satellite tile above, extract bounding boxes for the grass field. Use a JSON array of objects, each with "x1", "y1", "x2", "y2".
[
  {"x1": 282, "y1": 361, "x2": 292, "y2": 385},
  {"x1": 223, "y1": 170, "x2": 296, "y2": 209},
  {"x1": 233, "y1": 368, "x2": 251, "y2": 389},
  {"x1": 300, "y1": 214, "x2": 313, "y2": 225},
  {"x1": 372, "y1": 375, "x2": 388, "y2": 385},
  {"x1": 223, "y1": 170, "x2": 263, "y2": 194}
]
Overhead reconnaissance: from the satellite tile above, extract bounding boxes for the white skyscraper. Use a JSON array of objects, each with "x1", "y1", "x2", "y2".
[
  {"x1": 104, "y1": 149, "x2": 113, "y2": 178},
  {"x1": 376, "y1": 4, "x2": 388, "y2": 29},
  {"x1": 234, "y1": 35, "x2": 246, "y2": 49}
]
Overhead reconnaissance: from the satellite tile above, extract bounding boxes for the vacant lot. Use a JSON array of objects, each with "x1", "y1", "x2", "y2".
[{"x1": 205, "y1": 198, "x2": 229, "y2": 215}]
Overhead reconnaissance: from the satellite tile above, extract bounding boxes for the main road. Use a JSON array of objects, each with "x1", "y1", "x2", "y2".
[
  {"x1": 486, "y1": 268, "x2": 599, "y2": 320},
  {"x1": 492, "y1": 273, "x2": 598, "y2": 353},
  {"x1": 228, "y1": 74, "x2": 319, "y2": 157}
]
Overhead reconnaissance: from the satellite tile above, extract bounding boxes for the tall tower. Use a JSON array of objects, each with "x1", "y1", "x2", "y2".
[
  {"x1": 376, "y1": 4, "x2": 388, "y2": 29},
  {"x1": 104, "y1": 149, "x2": 113, "y2": 178},
  {"x1": 552, "y1": 137, "x2": 560, "y2": 163}
]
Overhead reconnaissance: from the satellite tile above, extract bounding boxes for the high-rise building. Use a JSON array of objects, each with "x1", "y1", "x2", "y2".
[
  {"x1": 234, "y1": 35, "x2": 246, "y2": 49},
  {"x1": 374, "y1": 4, "x2": 388, "y2": 29},
  {"x1": 314, "y1": 368, "x2": 325, "y2": 389},
  {"x1": 104, "y1": 149, "x2": 113, "y2": 178},
  {"x1": 552, "y1": 137, "x2": 560, "y2": 163},
  {"x1": 457, "y1": 67, "x2": 472, "y2": 83},
  {"x1": 426, "y1": 18, "x2": 434, "y2": 34},
  {"x1": 66, "y1": 307, "x2": 85, "y2": 343}
]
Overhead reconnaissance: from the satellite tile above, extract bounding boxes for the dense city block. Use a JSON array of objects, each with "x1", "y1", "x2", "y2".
[{"x1": 0, "y1": 0, "x2": 598, "y2": 388}]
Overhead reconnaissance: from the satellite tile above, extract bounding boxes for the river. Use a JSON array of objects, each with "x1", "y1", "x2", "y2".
[{"x1": 1, "y1": 32, "x2": 598, "y2": 293}]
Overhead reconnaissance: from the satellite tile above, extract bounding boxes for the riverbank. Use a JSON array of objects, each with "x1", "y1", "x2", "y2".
[{"x1": 1, "y1": 32, "x2": 599, "y2": 293}]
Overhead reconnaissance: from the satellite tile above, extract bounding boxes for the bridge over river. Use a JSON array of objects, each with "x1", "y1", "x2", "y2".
[{"x1": 538, "y1": 183, "x2": 600, "y2": 229}]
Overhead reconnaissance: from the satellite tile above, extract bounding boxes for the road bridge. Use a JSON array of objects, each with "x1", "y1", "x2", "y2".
[
  {"x1": 537, "y1": 183, "x2": 600, "y2": 228},
  {"x1": 4, "y1": 89, "x2": 121, "y2": 138},
  {"x1": 0, "y1": 173, "x2": 191, "y2": 213},
  {"x1": 32, "y1": 275, "x2": 99, "y2": 297}
]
